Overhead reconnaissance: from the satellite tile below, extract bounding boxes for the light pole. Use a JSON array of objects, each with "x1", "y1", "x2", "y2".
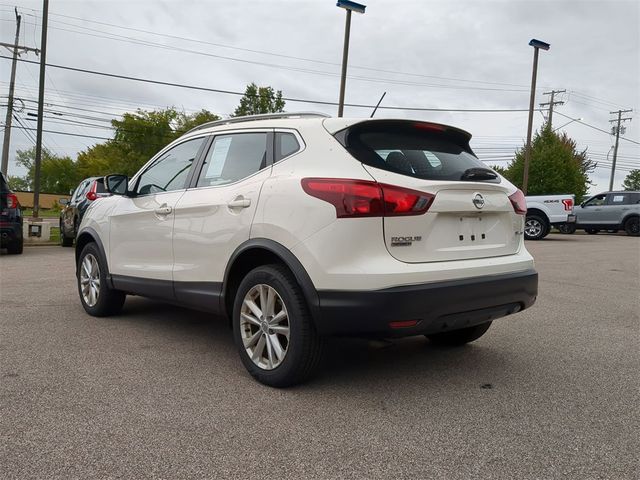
[
  {"x1": 336, "y1": 0, "x2": 366, "y2": 118},
  {"x1": 522, "y1": 38, "x2": 550, "y2": 195},
  {"x1": 552, "y1": 117, "x2": 583, "y2": 132}
]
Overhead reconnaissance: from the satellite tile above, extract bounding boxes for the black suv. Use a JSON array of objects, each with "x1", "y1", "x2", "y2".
[
  {"x1": 0, "y1": 172, "x2": 24, "y2": 254},
  {"x1": 59, "y1": 177, "x2": 108, "y2": 246}
]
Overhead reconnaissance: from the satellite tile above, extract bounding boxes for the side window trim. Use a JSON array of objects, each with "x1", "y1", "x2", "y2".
[
  {"x1": 131, "y1": 136, "x2": 209, "y2": 196},
  {"x1": 187, "y1": 130, "x2": 274, "y2": 190}
]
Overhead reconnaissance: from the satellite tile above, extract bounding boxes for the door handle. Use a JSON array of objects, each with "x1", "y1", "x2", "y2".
[
  {"x1": 227, "y1": 197, "x2": 251, "y2": 209},
  {"x1": 154, "y1": 205, "x2": 173, "y2": 215}
]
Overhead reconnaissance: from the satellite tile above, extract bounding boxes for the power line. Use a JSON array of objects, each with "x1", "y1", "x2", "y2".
[
  {"x1": 554, "y1": 111, "x2": 639, "y2": 146},
  {"x1": 0, "y1": 54, "x2": 536, "y2": 113}
]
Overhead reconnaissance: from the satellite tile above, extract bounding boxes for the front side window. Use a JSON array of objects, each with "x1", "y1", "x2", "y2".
[
  {"x1": 585, "y1": 194, "x2": 606, "y2": 207},
  {"x1": 136, "y1": 138, "x2": 204, "y2": 195},
  {"x1": 197, "y1": 133, "x2": 267, "y2": 187}
]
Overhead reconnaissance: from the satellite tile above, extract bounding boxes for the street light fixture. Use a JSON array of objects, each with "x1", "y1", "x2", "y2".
[
  {"x1": 522, "y1": 38, "x2": 550, "y2": 195},
  {"x1": 336, "y1": 0, "x2": 366, "y2": 117},
  {"x1": 552, "y1": 117, "x2": 583, "y2": 132}
]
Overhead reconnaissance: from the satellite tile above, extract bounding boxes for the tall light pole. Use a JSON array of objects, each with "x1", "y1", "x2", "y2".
[
  {"x1": 552, "y1": 117, "x2": 583, "y2": 132},
  {"x1": 336, "y1": 0, "x2": 366, "y2": 118},
  {"x1": 522, "y1": 38, "x2": 550, "y2": 195}
]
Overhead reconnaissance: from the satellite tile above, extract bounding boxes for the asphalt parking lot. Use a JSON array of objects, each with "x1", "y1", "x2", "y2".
[{"x1": 1, "y1": 235, "x2": 638, "y2": 479}]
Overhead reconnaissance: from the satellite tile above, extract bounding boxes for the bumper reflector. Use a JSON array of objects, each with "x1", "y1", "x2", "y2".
[{"x1": 389, "y1": 320, "x2": 419, "y2": 329}]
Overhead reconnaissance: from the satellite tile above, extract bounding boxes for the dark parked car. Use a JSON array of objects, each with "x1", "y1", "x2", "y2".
[
  {"x1": 59, "y1": 177, "x2": 109, "y2": 246},
  {"x1": 0, "y1": 172, "x2": 24, "y2": 254}
]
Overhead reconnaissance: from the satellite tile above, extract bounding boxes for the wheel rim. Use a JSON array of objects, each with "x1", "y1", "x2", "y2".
[
  {"x1": 240, "y1": 284, "x2": 290, "y2": 371},
  {"x1": 525, "y1": 219, "x2": 543, "y2": 237},
  {"x1": 628, "y1": 219, "x2": 639, "y2": 234},
  {"x1": 79, "y1": 253, "x2": 100, "y2": 307}
]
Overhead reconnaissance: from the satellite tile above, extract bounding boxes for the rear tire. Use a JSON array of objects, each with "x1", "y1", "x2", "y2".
[
  {"x1": 558, "y1": 224, "x2": 576, "y2": 234},
  {"x1": 624, "y1": 217, "x2": 639, "y2": 236},
  {"x1": 426, "y1": 322, "x2": 492, "y2": 346},
  {"x1": 77, "y1": 242, "x2": 125, "y2": 316},
  {"x1": 585, "y1": 228, "x2": 599, "y2": 235},
  {"x1": 7, "y1": 239, "x2": 23, "y2": 255},
  {"x1": 524, "y1": 214, "x2": 548, "y2": 240},
  {"x1": 232, "y1": 264, "x2": 324, "y2": 387}
]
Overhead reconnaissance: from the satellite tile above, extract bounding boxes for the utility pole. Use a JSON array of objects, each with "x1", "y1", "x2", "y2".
[
  {"x1": 1, "y1": 9, "x2": 39, "y2": 176},
  {"x1": 540, "y1": 89, "x2": 565, "y2": 128},
  {"x1": 608, "y1": 109, "x2": 633, "y2": 191},
  {"x1": 32, "y1": 0, "x2": 49, "y2": 220}
]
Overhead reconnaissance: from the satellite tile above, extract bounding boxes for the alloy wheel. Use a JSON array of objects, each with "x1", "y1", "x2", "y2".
[
  {"x1": 240, "y1": 284, "x2": 290, "y2": 370},
  {"x1": 80, "y1": 253, "x2": 101, "y2": 307},
  {"x1": 524, "y1": 219, "x2": 543, "y2": 238}
]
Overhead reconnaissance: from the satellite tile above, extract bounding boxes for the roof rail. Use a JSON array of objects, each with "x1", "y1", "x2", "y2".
[{"x1": 185, "y1": 111, "x2": 331, "y2": 135}]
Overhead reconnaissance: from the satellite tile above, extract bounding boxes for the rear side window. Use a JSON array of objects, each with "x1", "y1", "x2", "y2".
[
  {"x1": 610, "y1": 192, "x2": 640, "y2": 205},
  {"x1": 336, "y1": 121, "x2": 498, "y2": 183},
  {"x1": 275, "y1": 132, "x2": 300, "y2": 161},
  {"x1": 197, "y1": 133, "x2": 267, "y2": 187}
]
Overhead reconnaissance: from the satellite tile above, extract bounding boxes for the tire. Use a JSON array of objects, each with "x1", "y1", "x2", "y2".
[
  {"x1": 585, "y1": 228, "x2": 599, "y2": 235},
  {"x1": 558, "y1": 224, "x2": 576, "y2": 234},
  {"x1": 426, "y1": 321, "x2": 492, "y2": 347},
  {"x1": 624, "y1": 217, "x2": 639, "y2": 236},
  {"x1": 232, "y1": 264, "x2": 324, "y2": 388},
  {"x1": 7, "y1": 239, "x2": 23, "y2": 255},
  {"x1": 524, "y1": 214, "x2": 548, "y2": 240},
  {"x1": 77, "y1": 242, "x2": 126, "y2": 316},
  {"x1": 60, "y1": 222, "x2": 73, "y2": 247}
]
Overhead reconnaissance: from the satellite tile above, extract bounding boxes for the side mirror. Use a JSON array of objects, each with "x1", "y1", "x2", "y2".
[
  {"x1": 580, "y1": 202, "x2": 586, "y2": 207},
  {"x1": 59, "y1": 198, "x2": 69, "y2": 206},
  {"x1": 104, "y1": 174, "x2": 129, "y2": 196}
]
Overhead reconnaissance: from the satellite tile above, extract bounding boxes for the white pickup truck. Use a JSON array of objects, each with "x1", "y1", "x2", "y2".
[{"x1": 524, "y1": 194, "x2": 576, "y2": 240}]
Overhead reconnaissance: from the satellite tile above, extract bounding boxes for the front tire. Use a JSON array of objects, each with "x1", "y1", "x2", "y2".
[
  {"x1": 232, "y1": 264, "x2": 323, "y2": 387},
  {"x1": 624, "y1": 217, "x2": 639, "y2": 236},
  {"x1": 426, "y1": 322, "x2": 492, "y2": 346},
  {"x1": 558, "y1": 223, "x2": 576, "y2": 234},
  {"x1": 524, "y1": 214, "x2": 548, "y2": 240},
  {"x1": 77, "y1": 242, "x2": 125, "y2": 316},
  {"x1": 60, "y1": 222, "x2": 73, "y2": 247}
]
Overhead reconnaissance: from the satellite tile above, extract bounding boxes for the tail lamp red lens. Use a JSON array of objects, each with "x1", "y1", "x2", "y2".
[
  {"x1": 5, "y1": 193, "x2": 19, "y2": 209},
  {"x1": 562, "y1": 198, "x2": 573, "y2": 211},
  {"x1": 301, "y1": 178, "x2": 434, "y2": 218},
  {"x1": 86, "y1": 181, "x2": 98, "y2": 201},
  {"x1": 508, "y1": 189, "x2": 527, "y2": 215}
]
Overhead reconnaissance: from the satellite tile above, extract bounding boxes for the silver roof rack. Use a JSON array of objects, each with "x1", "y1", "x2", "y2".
[{"x1": 185, "y1": 111, "x2": 331, "y2": 135}]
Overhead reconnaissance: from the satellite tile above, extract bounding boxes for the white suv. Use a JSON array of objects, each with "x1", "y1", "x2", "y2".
[{"x1": 76, "y1": 113, "x2": 538, "y2": 387}]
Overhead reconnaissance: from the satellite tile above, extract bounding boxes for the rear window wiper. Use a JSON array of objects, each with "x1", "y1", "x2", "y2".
[{"x1": 460, "y1": 167, "x2": 498, "y2": 181}]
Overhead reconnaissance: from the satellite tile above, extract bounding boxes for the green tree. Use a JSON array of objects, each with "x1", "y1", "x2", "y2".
[
  {"x1": 622, "y1": 169, "x2": 640, "y2": 191},
  {"x1": 501, "y1": 125, "x2": 592, "y2": 202},
  {"x1": 14, "y1": 147, "x2": 81, "y2": 194},
  {"x1": 233, "y1": 83, "x2": 285, "y2": 117},
  {"x1": 6, "y1": 175, "x2": 30, "y2": 191}
]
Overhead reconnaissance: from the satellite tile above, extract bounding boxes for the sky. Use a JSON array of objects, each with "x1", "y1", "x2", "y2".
[{"x1": 1, "y1": 0, "x2": 639, "y2": 193}]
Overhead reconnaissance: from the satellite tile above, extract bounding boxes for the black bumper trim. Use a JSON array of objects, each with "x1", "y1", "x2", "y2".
[{"x1": 316, "y1": 269, "x2": 538, "y2": 337}]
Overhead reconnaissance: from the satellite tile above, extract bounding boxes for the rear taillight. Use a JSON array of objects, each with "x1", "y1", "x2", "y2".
[
  {"x1": 86, "y1": 181, "x2": 98, "y2": 201},
  {"x1": 5, "y1": 193, "x2": 19, "y2": 209},
  {"x1": 301, "y1": 178, "x2": 434, "y2": 218},
  {"x1": 509, "y1": 189, "x2": 527, "y2": 215},
  {"x1": 562, "y1": 198, "x2": 573, "y2": 211}
]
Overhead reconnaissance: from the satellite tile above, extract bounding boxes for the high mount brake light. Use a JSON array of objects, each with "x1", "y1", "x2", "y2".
[
  {"x1": 86, "y1": 181, "x2": 98, "y2": 201},
  {"x1": 508, "y1": 189, "x2": 527, "y2": 215},
  {"x1": 413, "y1": 122, "x2": 446, "y2": 132},
  {"x1": 562, "y1": 198, "x2": 573, "y2": 211},
  {"x1": 301, "y1": 178, "x2": 434, "y2": 218}
]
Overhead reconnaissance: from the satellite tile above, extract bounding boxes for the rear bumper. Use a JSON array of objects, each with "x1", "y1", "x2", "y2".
[
  {"x1": 0, "y1": 221, "x2": 22, "y2": 245},
  {"x1": 316, "y1": 269, "x2": 538, "y2": 337}
]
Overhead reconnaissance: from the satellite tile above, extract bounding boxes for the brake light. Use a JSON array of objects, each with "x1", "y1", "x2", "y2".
[
  {"x1": 508, "y1": 189, "x2": 527, "y2": 215},
  {"x1": 562, "y1": 198, "x2": 573, "y2": 211},
  {"x1": 301, "y1": 178, "x2": 434, "y2": 218},
  {"x1": 5, "y1": 193, "x2": 19, "y2": 209},
  {"x1": 413, "y1": 122, "x2": 446, "y2": 132},
  {"x1": 86, "y1": 181, "x2": 98, "y2": 201}
]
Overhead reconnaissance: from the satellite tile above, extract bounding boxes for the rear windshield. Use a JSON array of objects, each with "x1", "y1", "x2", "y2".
[
  {"x1": 336, "y1": 121, "x2": 499, "y2": 183},
  {"x1": 0, "y1": 173, "x2": 10, "y2": 193}
]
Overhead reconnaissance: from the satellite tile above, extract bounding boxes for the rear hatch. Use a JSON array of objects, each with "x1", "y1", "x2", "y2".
[{"x1": 332, "y1": 120, "x2": 521, "y2": 263}]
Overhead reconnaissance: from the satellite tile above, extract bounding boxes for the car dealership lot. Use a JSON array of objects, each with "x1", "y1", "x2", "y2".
[{"x1": 0, "y1": 236, "x2": 638, "y2": 479}]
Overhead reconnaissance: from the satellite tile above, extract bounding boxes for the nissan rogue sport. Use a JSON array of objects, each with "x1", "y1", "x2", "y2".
[{"x1": 75, "y1": 113, "x2": 538, "y2": 387}]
